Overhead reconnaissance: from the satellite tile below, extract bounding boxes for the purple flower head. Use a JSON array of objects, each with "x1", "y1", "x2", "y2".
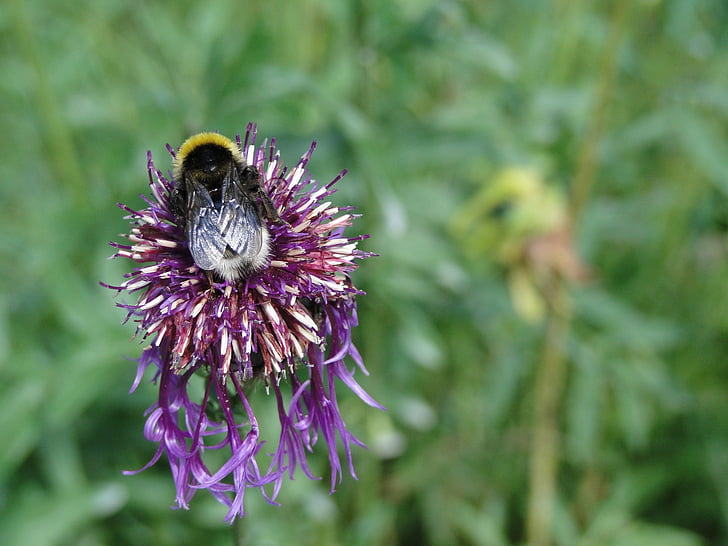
[{"x1": 105, "y1": 124, "x2": 382, "y2": 521}]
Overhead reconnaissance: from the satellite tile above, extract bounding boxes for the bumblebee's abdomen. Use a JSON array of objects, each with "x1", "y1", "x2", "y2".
[{"x1": 213, "y1": 231, "x2": 271, "y2": 281}]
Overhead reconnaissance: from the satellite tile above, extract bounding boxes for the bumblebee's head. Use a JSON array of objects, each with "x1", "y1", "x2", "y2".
[{"x1": 174, "y1": 133, "x2": 243, "y2": 185}]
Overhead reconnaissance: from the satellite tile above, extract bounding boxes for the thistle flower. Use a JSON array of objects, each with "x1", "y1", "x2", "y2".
[{"x1": 104, "y1": 123, "x2": 381, "y2": 521}]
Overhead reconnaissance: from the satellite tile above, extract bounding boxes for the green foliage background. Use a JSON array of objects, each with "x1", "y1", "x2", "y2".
[{"x1": 1, "y1": 0, "x2": 727, "y2": 544}]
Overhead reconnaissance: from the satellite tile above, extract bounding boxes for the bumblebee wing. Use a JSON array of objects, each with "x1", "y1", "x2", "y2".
[
  {"x1": 219, "y1": 197, "x2": 265, "y2": 256},
  {"x1": 185, "y1": 182, "x2": 227, "y2": 271},
  {"x1": 219, "y1": 169, "x2": 266, "y2": 256}
]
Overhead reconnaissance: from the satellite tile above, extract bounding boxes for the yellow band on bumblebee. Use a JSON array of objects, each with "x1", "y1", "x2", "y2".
[{"x1": 174, "y1": 132, "x2": 242, "y2": 180}]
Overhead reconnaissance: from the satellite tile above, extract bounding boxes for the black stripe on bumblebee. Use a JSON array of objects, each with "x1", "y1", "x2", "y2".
[{"x1": 170, "y1": 133, "x2": 283, "y2": 282}]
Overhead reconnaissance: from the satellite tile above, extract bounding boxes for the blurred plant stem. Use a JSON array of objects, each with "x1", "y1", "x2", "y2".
[
  {"x1": 526, "y1": 280, "x2": 570, "y2": 546},
  {"x1": 234, "y1": 516, "x2": 244, "y2": 545},
  {"x1": 526, "y1": 2, "x2": 630, "y2": 545},
  {"x1": 11, "y1": 0, "x2": 86, "y2": 208},
  {"x1": 569, "y1": 0, "x2": 630, "y2": 223}
]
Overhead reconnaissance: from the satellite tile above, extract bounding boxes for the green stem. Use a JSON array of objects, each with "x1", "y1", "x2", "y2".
[
  {"x1": 526, "y1": 3, "x2": 630, "y2": 544},
  {"x1": 526, "y1": 284, "x2": 570, "y2": 546},
  {"x1": 12, "y1": 0, "x2": 87, "y2": 208},
  {"x1": 569, "y1": 0, "x2": 630, "y2": 223},
  {"x1": 234, "y1": 516, "x2": 245, "y2": 545}
]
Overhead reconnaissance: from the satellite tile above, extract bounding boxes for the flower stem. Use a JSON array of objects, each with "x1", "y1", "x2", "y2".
[
  {"x1": 525, "y1": 3, "x2": 629, "y2": 544},
  {"x1": 569, "y1": 0, "x2": 630, "y2": 222},
  {"x1": 526, "y1": 284, "x2": 570, "y2": 546},
  {"x1": 233, "y1": 517, "x2": 245, "y2": 546},
  {"x1": 11, "y1": 0, "x2": 87, "y2": 208}
]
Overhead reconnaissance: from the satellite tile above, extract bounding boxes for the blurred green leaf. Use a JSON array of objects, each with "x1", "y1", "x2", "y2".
[{"x1": 1, "y1": 0, "x2": 727, "y2": 544}]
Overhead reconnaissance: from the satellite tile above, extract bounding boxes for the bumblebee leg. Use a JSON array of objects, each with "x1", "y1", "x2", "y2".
[
  {"x1": 238, "y1": 164, "x2": 288, "y2": 226},
  {"x1": 257, "y1": 188, "x2": 288, "y2": 226}
]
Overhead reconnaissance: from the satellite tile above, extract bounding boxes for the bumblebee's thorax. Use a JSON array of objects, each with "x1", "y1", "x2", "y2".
[{"x1": 182, "y1": 143, "x2": 241, "y2": 189}]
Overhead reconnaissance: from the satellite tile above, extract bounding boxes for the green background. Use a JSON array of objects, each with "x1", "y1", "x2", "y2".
[{"x1": 2, "y1": 0, "x2": 728, "y2": 544}]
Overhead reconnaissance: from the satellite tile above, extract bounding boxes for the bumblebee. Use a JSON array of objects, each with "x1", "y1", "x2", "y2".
[{"x1": 171, "y1": 133, "x2": 281, "y2": 282}]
